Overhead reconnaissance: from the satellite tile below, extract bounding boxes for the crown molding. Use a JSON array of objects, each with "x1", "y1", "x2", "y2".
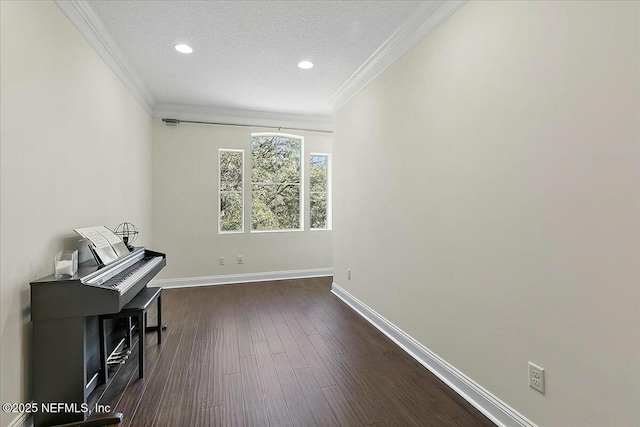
[
  {"x1": 54, "y1": 0, "x2": 156, "y2": 115},
  {"x1": 55, "y1": 0, "x2": 464, "y2": 127},
  {"x1": 153, "y1": 103, "x2": 334, "y2": 132},
  {"x1": 330, "y1": 0, "x2": 467, "y2": 112}
]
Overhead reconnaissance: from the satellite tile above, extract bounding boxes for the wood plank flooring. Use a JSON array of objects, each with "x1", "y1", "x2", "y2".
[{"x1": 90, "y1": 277, "x2": 495, "y2": 427}]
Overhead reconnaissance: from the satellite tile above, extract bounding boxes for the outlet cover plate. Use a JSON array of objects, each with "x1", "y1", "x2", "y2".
[{"x1": 529, "y1": 362, "x2": 545, "y2": 394}]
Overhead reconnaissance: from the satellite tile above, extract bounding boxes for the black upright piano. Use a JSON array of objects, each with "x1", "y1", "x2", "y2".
[{"x1": 30, "y1": 247, "x2": 166, "y2": 427}]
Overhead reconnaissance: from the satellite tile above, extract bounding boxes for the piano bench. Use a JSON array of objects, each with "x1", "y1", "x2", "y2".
[{"x1": 98, "y1": 287, "x2": 162, "y2": 383}]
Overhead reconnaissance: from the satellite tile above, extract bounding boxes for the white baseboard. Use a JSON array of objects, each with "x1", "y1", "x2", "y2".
[
  {"x1": 150, "y1": 268, "x2": 333, "y2": 288},
  {"x1": 7, "y1": 412, "x2": 31, "y2": 427},
  {"x1": 331, "y1": 282, "x2": 537, "y2": 427}
]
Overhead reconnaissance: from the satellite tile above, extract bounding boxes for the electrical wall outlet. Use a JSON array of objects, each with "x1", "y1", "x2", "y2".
[
  {"x1": 218, "y1": 257, "x2": 224, "y2": 266},
  {"x1": 237, "y1": 255, "x2": 243, "y2": 264},
  {"x1": 347, "y1": 269, "x2": 351, "y2": 280},
  {"x1": 529, "y1": 362, "x2": 545, "y2": 394}
]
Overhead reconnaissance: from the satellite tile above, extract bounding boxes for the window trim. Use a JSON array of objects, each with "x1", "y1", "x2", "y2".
[
  {"x1": 250, "y1": 132, "x2": 305, "y2": 233},
  {"x1": 218, "y1": 148, "x2": 245, "y2": 234},
  {"x1": 309, "y1": 152, "x2": 332, "y2": 231}
]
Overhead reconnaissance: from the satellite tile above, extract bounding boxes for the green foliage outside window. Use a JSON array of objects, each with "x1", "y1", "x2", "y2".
[
  {"x1": 251, "y1": 136, "x2": 301, "y2": 231},
  {"x1": 219, "y1": 150, "x2": 243, "y2": 232},
  {"x1": 310, "y1": 155, "x2": 328, "y2": 229}
]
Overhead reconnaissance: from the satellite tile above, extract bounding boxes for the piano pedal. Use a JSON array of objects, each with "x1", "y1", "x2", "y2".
[
  {"x1": 107, "y1": 355, "x2": 128, "y2": 365},
  {"x1": 110, "y1": 349, "x2": 132, "y2": 358},
  {"x1": 107, "y1": 349, "x2": 130, "y2": 365},
  {"x1": 106, "y1": 351, "x2": 130, "y2": 360}
]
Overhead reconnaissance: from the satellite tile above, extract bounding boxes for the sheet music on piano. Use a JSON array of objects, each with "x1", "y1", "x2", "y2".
[{"x1": 74, "y1": 226, "x2": 130, "y2": 265}]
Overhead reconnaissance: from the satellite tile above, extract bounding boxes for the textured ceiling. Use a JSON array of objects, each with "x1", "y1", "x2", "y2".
[{"x1": 88, "y1": 0, "x2": 421, "y2": 117}]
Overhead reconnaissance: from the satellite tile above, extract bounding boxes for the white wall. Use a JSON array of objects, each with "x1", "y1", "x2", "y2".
[
  {"x1": 152, "y1": 120, "x2": 332, "y2": 281},
  {"x1": 333, "y1": 1, "x2": 639, "y2": 426},
  {"x1": 0, "y1": 2, "x2": 153, "y2": 426}
]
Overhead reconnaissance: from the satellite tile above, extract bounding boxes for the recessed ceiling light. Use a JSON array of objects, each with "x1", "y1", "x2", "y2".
[
  {"x1": 175, "y1": 44, "x2": 193, "y2": 54},
  {"x1": 297, "y1": 61, "x2": 314, "y2": 70}
]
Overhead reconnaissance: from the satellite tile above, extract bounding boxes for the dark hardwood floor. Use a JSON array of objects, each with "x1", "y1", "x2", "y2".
[{"x1": 90, "y1": 277, "x2": 495, "y2": 427}]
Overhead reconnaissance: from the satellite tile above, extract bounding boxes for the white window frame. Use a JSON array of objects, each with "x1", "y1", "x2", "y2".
[
  {"x1": 250, "y1": 132, "x2": 304, "y2": 233},
  {"x1": 309, "y1": 152, "x2": 332, "y2": 231},
  {"x1": 218, "y1": 148, "x2": 245, "y2": 234}
]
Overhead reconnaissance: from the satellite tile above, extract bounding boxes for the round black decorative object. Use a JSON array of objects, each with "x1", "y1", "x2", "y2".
[{"x1": 114, "y1": 222, "x2": 139, "y2": 249}]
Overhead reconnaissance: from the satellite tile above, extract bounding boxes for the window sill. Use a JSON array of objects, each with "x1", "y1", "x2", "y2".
[{"x1": 250, "y1": 229, "x2": 303, "y2": 234}]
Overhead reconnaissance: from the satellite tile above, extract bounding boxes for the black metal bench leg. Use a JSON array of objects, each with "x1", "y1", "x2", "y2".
[
  {"x1": 157, "y1": 294, "x2": 162, "y2": 346},
  {"x1": 126, "y1": 317, "x2": 133, "y2": 349},
  {"x1": 138, "y1": 311, "x2": 145, "y2": 379}
]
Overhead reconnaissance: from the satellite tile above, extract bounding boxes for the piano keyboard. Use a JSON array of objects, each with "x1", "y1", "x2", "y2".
[
  {"x1": 99, "y1": 256, "x2": 163, "y2": 294},
  {"x1": 82, "y1": 247, "x2": 164, "y2": 295}
]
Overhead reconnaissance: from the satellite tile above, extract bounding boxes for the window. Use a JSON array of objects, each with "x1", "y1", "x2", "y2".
[
  {"x1": 219, "y1": 149, "x2": 244, "y2": 233},
  {"x1": 251, "y1": 134, "x2": 303, "y2": 231},
  {"x1": 310, "y1": 154, "x2": 330, "y2": 230}
]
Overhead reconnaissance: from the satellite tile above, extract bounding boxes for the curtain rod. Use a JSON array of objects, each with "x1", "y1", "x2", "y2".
[{"x1": 162, "y1": 118, "x2": 333, "y2": 134}]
